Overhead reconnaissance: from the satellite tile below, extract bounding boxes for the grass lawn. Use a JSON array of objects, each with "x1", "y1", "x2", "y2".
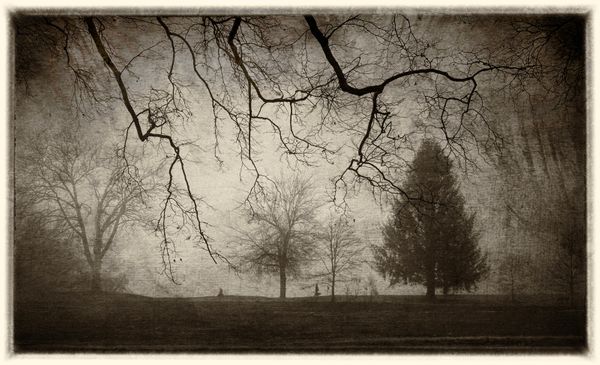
[{"x1": 12, "y1": 292, "x2": 587, "y2": 353}]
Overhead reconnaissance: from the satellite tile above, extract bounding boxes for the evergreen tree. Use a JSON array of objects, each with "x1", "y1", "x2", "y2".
[{"x1": 374, "y1": 140, "x2": 488, "y2": 299}]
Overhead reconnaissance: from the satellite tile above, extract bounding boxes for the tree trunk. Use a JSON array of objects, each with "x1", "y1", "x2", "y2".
[
  {"x1": 279, "y1": 266, "x2": 287, "y2": 299},
  {"x1": 331, "y1": 272, "x2": 336, "y2": 303},
  {"x1": 426, "y1": 281, "x2": 436, "y2": 300},
  {"x1": 90, "y1": 260, "x2": 102, "y2": 292},
  {"x1": 426, "y1": 258, "x2": 436, "y2": 300}
]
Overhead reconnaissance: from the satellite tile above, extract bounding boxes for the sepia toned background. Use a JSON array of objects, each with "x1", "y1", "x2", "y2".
[{"x1": 7, "y1": 4, "x2": 592, "y2": 354}]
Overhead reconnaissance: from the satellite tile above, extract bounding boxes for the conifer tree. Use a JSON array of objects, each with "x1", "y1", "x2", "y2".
[{"x1": 374, "y1": 140, "x2": 488, "y2": 299}]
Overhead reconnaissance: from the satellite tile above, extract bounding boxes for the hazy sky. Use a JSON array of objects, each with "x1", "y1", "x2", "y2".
[{"x1": 13, "y1": 13, "x2": 584, "y2": 297}]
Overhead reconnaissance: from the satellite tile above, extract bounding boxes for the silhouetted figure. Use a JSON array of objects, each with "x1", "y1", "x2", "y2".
[
  {"x1": 217, "y1": 288, "x2": 224, "y2": 297},
  {"x1": 314, "y1": 284, "x2": 320, "y2": 297}
]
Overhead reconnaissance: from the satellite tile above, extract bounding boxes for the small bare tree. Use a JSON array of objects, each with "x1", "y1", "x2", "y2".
[
  {"x1": 23, "y1": 128, "x2": 148, "y2": 291},
  {"x1": 13, "y1": 182, "x2": 87, "y2": 297},
  {"x1": 234, "y1": 175, "x2": 321, "y2": 298},
  {"x1": 496, "y1": 207, "x2": 532, "y2": 304},
  {"x1": 314, "y1": 216, "x2": 365, "y2": 302},
  {"x1": 367, "y1": 275, "x2": 379, "y2": 297},
  {"x1": 497, "y1": 250, "x2": 531, "y2": 304},
  {"x1": 550, "y1": 213, "x2": 585, "y2": 308}
]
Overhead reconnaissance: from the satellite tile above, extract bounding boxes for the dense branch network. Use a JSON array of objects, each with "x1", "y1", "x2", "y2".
[
  {"x1": 22, "y1": 128, "x2": 149, "y2": 290},
  {"x1": 303, "y1": 15, "x2": 532, "y2": 203},
  {"x1": 85, "y1": 17, "x2": 219, "y2": 279},
  {"x1": 45, "y1": 14, "x2": 537, "y2": 278}
]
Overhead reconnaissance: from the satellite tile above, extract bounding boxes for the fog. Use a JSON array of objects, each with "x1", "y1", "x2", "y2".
[{"x1": 13, "y1": 13, "x2": 585, "y2": 300}]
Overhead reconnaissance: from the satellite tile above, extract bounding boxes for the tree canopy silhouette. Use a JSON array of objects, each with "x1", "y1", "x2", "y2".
[
  {"x1": 374, "y1": 139, "x2": 488, "y2": 299},
  {"x1": 20, "y1": 128, "x2": 149, "y2": 291},
  {"x1": 232, "y1": 175, "x2": 321, "y2": 298},
  {"x1": 314, "y1": 215, "x2": 365, "y2": 302}
]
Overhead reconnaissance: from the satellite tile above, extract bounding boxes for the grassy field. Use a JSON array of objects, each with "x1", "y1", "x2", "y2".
[{"x1": 13, "y1": 292, "x2": 587, "y2": 353}]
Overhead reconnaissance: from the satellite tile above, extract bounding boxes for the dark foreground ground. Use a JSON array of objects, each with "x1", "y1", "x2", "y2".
[{"x1": 13, "y1": 292, "x2": 587, "y2": 353}]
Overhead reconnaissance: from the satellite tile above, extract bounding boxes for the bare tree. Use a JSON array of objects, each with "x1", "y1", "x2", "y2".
[
  {"x1": 495, "y1": 205, "x2": 532, "y2": 304},
  {"x1": 15, "y1": 14, "x2": 573, "y2": 277},
  {"x1": 22, "y1": 128, "x2": 148, "y2": 291},
  {"x1": 497, "y1": 250, "x2": 531, "y2": 304},
  {"x1": 367, "y1": 274, "x2": 379, "y2": 298},
  {"x1": 314, "y1": 215, "x2": 365, "y2": 302},
  {"x1": 497, "y1": 183, "x2": 585, "y2": 306},
  {"x1": 492, "y1": 16, "x2": 586, "y2": 302},
  {"x1": 13, "y1": 182, "x2": 87, "y2": 298},
  {"x1": 550, "y1": 211, "x2": 585, "y2": 308},
  {"x1": 233, "y1": 175, "x2": 321, "y2": 298}
]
